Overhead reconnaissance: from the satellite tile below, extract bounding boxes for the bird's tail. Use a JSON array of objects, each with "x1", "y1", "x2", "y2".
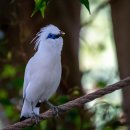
[
  {"x1": 20, "y1": 100, "x2": 40, "y2": 121},
  {"x1": 20, "y1": 100, "x2": 32, "y2": 121}
]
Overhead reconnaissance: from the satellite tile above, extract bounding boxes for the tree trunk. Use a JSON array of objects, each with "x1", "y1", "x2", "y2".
[{"x1": 111, "y1": 0, "x2": 130, "y2": 129}]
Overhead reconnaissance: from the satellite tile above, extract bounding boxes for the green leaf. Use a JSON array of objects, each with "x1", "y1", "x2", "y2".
[
  {"x1": 31, "y1": 0, "x2": 48, "y2": 17},
  {"x1": 80, "y1": 0, "x2": 91, "y2": 14}
]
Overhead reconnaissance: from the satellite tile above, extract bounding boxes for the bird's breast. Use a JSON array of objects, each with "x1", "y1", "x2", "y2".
[{"x1": 27, "y1": 54, "x2": 62, "y2": 101}]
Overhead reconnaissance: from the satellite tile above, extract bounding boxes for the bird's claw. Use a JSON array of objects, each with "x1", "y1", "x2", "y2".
[
  {"x1": 31, "y1": 112, "x2": 41, "y2": 124},
  {"x1": 45, "y1": 100, "x2": 60, "y2": 118},
  {"x1": 51, "y1": 105, "x2": 60, "y2": 117}
]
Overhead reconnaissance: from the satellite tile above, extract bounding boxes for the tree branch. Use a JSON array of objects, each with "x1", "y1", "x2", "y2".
[{"x1": 3, "y1": 77, "x2": 130, "y2": 130}]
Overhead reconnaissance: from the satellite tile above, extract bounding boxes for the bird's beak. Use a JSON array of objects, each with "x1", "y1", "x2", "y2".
[{"x1": 60, "y1": 31, "x2": 65, "y2": 36}]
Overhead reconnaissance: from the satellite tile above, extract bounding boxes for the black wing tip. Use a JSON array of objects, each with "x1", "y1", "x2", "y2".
[
  {"x1": 20, "y1": 116, "x2": 29, "y2": 121},
  {"x1": 36, "y1": 102, "x2": 41, "y2": 107}
]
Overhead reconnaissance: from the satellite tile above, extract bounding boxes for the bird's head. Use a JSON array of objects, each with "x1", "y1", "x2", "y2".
[{"x1": 33, "y1": 24, "x2": 65, "y2": 53}]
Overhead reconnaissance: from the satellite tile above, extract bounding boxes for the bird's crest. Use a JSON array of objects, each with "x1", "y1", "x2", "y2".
[
  {"x1": 31, "y1": 24, "x2": 57, "y2": 50},
  {"x1": 31, "y1": 27, "x2": 45, "y2": 50}
]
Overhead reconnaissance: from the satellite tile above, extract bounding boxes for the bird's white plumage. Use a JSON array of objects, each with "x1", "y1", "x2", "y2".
[{"x1": 20, "y1": 25, "x2": 63, "y2": 118}]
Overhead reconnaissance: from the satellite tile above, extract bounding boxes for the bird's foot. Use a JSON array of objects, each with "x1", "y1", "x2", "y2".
[
  {"x1": 31, "y1": 112, "x2": 42, "y2": 124},
  {"x1": 45, "y1": 100, "x2": 60, "y2": 117},
  {"x1": 51, "y1": 105, "x2": 60, "y2": 118}
]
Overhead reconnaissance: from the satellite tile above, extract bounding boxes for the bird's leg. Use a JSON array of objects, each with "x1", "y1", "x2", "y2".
[
  {"x1": 31, "y1": 102, "x2": 40, "y2": 124},
  {"x1": 44, "y1": 100, "x2": 60, "y2": 117}
]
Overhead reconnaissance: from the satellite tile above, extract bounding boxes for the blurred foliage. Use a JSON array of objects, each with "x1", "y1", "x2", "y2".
[
  {"x1": 89, "y1": 102, "x2": 123, "y2": 130},
  {"x1": 1, "y1": 65, "x2": 16, "y2": 78}
]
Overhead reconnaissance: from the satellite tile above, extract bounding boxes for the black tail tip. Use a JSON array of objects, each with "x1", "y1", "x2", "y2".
[{"x1": 20, "y1": 116, "x2": 28, "y2": 121}]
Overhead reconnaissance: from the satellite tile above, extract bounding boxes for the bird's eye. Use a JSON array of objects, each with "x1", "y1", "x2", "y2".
[
  {"x1": 47, "y1": 33, "x2": 53, "y2": 39},
  {"x1": 47, "y1": 33, "x2": 61, "y2": 39}
]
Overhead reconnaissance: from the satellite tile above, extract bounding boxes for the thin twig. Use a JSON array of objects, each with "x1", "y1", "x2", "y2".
[{"x1": 2, "y1": 77, "x2": 130, "y2": 130}]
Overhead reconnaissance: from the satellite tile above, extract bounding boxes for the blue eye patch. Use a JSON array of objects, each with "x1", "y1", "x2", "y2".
[{"x1": 47, "y1": 33, "x2": 61, "y2": 39}]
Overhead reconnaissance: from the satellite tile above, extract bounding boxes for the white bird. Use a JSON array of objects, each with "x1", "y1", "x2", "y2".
[{"x1": 20, "y1": 24, "x2": 65, "y2": 121}]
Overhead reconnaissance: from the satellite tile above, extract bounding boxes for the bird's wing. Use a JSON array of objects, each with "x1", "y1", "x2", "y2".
[{"x1": 23, "y1": 57, "x2": 33, "y2": 99}]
